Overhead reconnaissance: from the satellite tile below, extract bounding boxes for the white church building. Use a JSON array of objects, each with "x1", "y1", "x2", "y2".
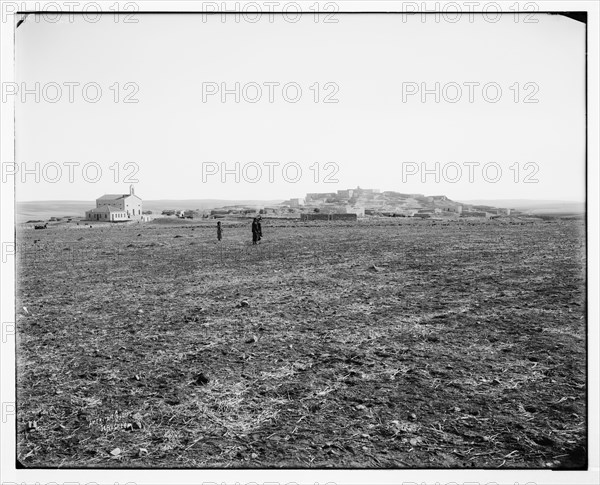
[{"x1": 85, "y1": 185, "x2": 143, "y2": 222}]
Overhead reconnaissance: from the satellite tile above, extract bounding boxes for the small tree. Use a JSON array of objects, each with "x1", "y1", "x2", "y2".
[{"x1": 314, "y1": 208, "x2": 320, "y2": 213}]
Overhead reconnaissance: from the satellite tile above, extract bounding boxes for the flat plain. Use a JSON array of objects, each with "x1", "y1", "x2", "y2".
[{"x1": 15, "y1": 217, "x2": 587, "y2": 468}]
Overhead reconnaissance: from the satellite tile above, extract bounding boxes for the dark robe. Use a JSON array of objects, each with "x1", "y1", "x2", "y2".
[{"x1": 252, "y1": 220, "x2": 259, "y2": 244}]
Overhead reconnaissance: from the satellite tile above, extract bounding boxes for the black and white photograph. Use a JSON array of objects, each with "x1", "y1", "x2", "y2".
[{"x1": 1, "y1": 1, "x2": 598, "y2": 484}]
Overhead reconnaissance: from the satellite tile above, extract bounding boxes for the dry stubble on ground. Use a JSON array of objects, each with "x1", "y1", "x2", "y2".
[{"x1": 16, "y1": 218, "x2": 586, "y2": 468}]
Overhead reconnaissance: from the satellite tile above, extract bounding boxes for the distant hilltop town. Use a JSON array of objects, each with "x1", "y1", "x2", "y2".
[
  {"x1": 284, "y1": 187, "x2": 512, "y2": 220},
  {"x1": 209, "y1": 187, "x2": 514, "y2": 221}
]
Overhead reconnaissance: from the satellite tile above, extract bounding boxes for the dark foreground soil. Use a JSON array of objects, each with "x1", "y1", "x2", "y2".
[{"x1": 16, "y1": 218, "x2": 587, "y2": 468}]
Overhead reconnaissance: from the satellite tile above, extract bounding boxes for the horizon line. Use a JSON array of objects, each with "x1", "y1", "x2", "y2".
[{"x1": 16, "y1": 197, "x2": 586, "y2": 204}]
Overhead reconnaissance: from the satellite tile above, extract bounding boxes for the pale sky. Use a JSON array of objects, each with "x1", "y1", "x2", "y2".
[{"x1": 14, "y1": 12, "x2": 586, "y2": 202}]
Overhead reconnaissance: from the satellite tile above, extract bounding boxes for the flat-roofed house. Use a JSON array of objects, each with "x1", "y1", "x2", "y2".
[{"x1": 85, "y1": 205, "x2": 128, "y2": 222}]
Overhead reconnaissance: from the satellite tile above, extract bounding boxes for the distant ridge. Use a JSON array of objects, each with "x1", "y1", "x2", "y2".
[
  {"x1": 458, "y1": 200, "x2": 585, "y2": 214},
  {"x1": 16, "y1": 199, "x2": 284, "y2": 223},
  {"x1": 143, "y1": 199, "x2": 284, "y2": 210}
]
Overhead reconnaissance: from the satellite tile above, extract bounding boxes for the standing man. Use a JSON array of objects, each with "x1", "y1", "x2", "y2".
[
  {"x1": 217, "y1": 221, "x2": 222, "y2": 242},
  {"x1": 257, "y1": 216, "x2": 263, "y2": 242},
  {"x1": 252, "y1": 218, "x2": 259, "y2": 245}
]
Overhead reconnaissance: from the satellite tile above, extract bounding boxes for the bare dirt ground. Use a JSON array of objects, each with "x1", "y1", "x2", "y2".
[{"x1": 16, "y1": 217, "x2": 587, "y2": 468}]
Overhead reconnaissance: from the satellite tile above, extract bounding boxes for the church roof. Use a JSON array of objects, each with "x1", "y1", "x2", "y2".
[
  {"x1": 97, "y1": 194, "x2": 129, "y2": 201},
  {"x1": 86, "y1": 205, "x2": 126, "y2": 213}
]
